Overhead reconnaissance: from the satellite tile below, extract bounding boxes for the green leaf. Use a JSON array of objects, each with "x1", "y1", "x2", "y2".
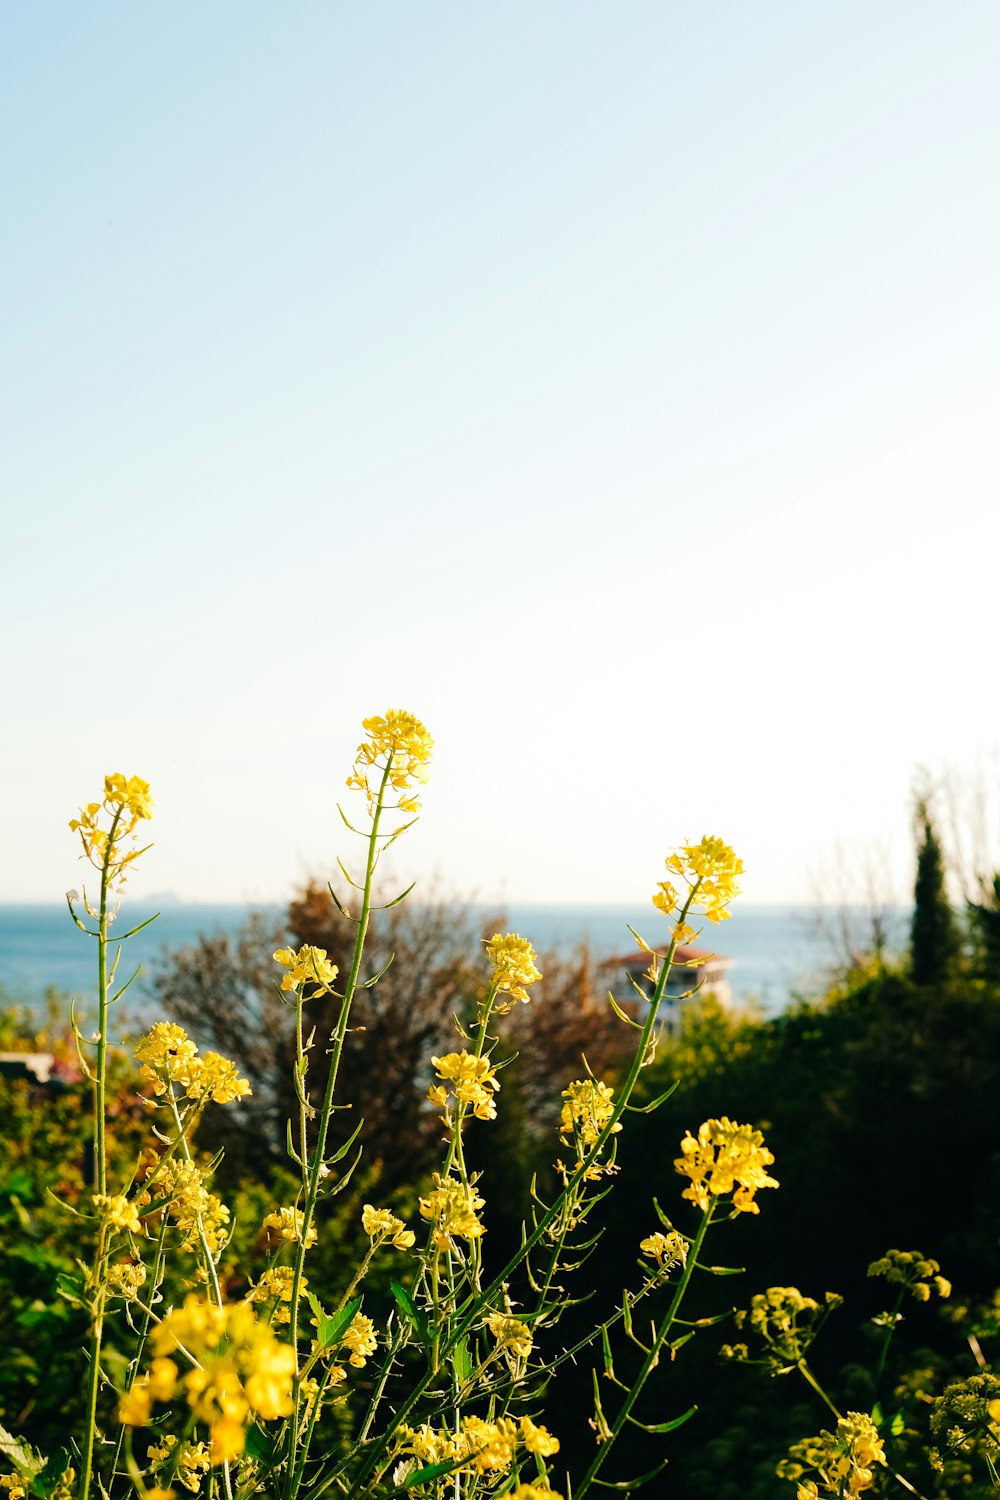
[
  {"x1": 451, "y1": 1336, "x2": 472, "y2": 1383},
  {"x1": 403, "y1": 1458, "x2": 463, "y2": 1486},
  {"x1": 242, "y1": 1425, "x2": 274, "y2": 1462},
  {"x1": 55, "y1": 1272, "x2": 88, "y2": 1310},
  {"x1": 630, "y1": 1403, "x2": 697, "y2": 1435},
  {"x1": 313, "y1": 1295, "x2": 363, "y2": 1350},
  {"x1": 29, "y1": 1449, "x2": 71, "y2": 1498},
  {"x1": 391, "y1": 1281, "x2": 430, "y2": 1346},
  {"x1": 890, "y1": 1410, "x2": 906, "y2": 1437},
  {"x1": 0, "y1": 1424, "x2": 46, "y2": 1479}
]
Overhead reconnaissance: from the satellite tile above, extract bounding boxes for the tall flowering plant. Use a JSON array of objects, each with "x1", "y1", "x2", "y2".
[{"x1": 2, "y1": 715, "x2": 804, "y2": 1500}]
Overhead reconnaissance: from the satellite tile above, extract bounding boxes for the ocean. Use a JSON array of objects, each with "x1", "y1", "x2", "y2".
[{"x1": 0, "y1": 900, "x2": 910, "y2": 1021}]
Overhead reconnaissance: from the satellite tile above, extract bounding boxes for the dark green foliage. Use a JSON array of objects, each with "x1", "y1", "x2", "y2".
[
  {"x1": 910, "y1": 797, "x2": 960, "y2": 985},
  {"x1": 968, "y1": 873, "x2": 1000, "y2": 982}
]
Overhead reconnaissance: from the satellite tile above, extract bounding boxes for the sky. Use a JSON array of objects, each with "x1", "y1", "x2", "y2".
[{"x1": 3, "y1": 2, "x2": 998, "y2": 910}]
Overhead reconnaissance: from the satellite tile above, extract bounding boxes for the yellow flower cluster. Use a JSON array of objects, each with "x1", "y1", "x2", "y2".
[
  {"x1": 485, "y1": 1311, "x2": 534, "y2": 1362},
  {"x1": 92, "y1": 1193, "x2": 142, "y2": 1234},
  {"x1": 653, "y1": 836, "x2": 743, "y2": 926},
  {"x1": 107, "y1": 1260, "x2": 147, "y2": 1300},
  {"x1": 139, "y1": 1160, "x2": 230, "y2": 1255},
  {"x1": 262, "y1": 1206, "x2": 317, "y2": 1248},
  {"x1": 396, "y1": 1414, "x2": 558, "y2": 1476},
  {"x1": 361, "y1": 1203, "x2": 416, "y2": 1250},
  {"x1": 147, "y1": 1436, "x2": 211, "y2": 1494},
  {"x1": 247, "y1": 1267, "x2": 300, "y2": 1326},
  {"x1": 559, "y1": 1079, "x2": 620, "y2": 1150},
  {"x1": 135, "y1": 1024, "x2": 251, "y2": 1106},
  {"x1": 484, "y1": 932, "x2": 542, "y2": 1010},
  {"x1": 777, "y1": 1412, "x2": 886, "y2": 1498},
  {"x1": 674, "y1": 1117, "x2": 778, "y2": 1215},
  {"x1": 0, "y1": 1477, "x2": 27, "y2": 1500},
  {"x1": 868, "y1": 1248, "x2": 951, "y2": 1302},
  {"x1": 119, "y1": 1296, "x2": 296, "y2": 1463},
  {"x1": 346, "y1": 709, "x2": 433, "y2": 814},
  {"x1": 418, "y1": 1173, "x2": 486, "y2": 1250},
  {"x1": 69, "y1": 773, "x2": 154, "y2": 886},
  {"x1": 272, "y1": 945, "x2": 338, "y2": 996},
  {"x1": 340, "y1": 1311, "x2": 378, "y2": 1368},
  {"x1": 429, "y1": 1051, "x2": 499, "y2": 1122},
  {"x1": 639, "y1": 1230, "x2": 689, "y2": 1272},
  {"x1": 733, "y1": 1287, "x2": 842, "y2": 1370}
]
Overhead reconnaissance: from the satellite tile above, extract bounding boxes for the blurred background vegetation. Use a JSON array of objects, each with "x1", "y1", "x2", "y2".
[{"x1": 3, "y1": 790, "x2": 1000, "y2": 1495}]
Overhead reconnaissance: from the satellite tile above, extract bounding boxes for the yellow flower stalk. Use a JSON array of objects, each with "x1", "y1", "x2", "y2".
[{"x1": 484, "y1": 931, "x2": 542, "y2": 1010}]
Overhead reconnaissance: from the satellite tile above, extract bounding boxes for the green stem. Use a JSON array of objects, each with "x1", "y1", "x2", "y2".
[
  {"x1": 282, "y1": 760, "x2": 393, "y2": 1497},
  {"x1": 79, "y1": 811, "x2": 122, "y2": 1500},
  {"x1": 348, "y1": 894, "x2": 699, "y2": 1493},
  {"x1": 574, "y1": 1202, "x2": 715, "y2": 1499},
  {"x1": 796, "y1": 1358, "x2": 841, "y2": 1420},
  {"x1": 872, "y1": 1288, "x2": 906, "y2": 1394}
]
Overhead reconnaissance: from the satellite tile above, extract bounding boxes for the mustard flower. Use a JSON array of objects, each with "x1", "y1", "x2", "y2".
[
  {"x1": 92, "y1": 1193, "x2": 142, "y2": 1234},
  {"x1": 519, "y1": 1415, "x2": 559, "y2": 1456},
  {"x1": 868, "y1": 1248, "x2": 951, "y2": 1301},
  {"x1": 121, "y1": 1296, "x2": 295, "y2": 1462},
  {"x1": 485, "y1": 932, "x2": 542, "y2": 1010},
  {"x1": 674, "y1": 1116, "x2": 777, "y2": 1214},
  {"x1": 135, "y1": 1023, "x2": 200, "y2": 1095},
  {"x1": 459, "y1": 1416, "x2": 518, "y2": 1474},
  {"x1": 639, "y1": 1230, "x2": 688, "y2": 1272},
  {"x1": 272, "y1": 944, "x2": 338, "y2": 996},
  {"x1": 147, "y1": 1437, "x2": 211, "y2": 1495},
  {"x1": 1, "y1": 1476, "x2": 27, "y2": 1500},
  {"x1": 653, "y1": 835, "x2": 743, "y2": 924},
  {"x1": 486, "y1": 1311, "x2": 534, "y2": 1362},
  {"x1": 734, "y1": 1287, "x2": 842, "y2": 1370},
  {"x1": 430, "y1": 1051, "x2": 499, "y2": 1122},
  {"x1": 340, "y1": 1311, "x2": 378, "y2": 1368},
  {"x1": 263, "y1": 1205, "x2": 317, "y2": 1248},
  {"x1": 69, "y1": 774, "x2": 153, "y2": 888},
  {"x1": 140, "y1": 1159, "x2": 231, "y2": 1254},
  {"x1": 777, "y1": 1412, "x2": 885, "y2": 1497},
  {"x1": 247, "y1": 1266, "x2": 302, "y2": 1325},
  {"x1": 107, "y1": 1260, "x2": 147, "y2": 1299},
  {"x1": 559, "y1": 1079, "x2": 622, "y2": 1174},
  {"x1": 346, "y1": 709, "x2": 433, "y2": 813},
  {"x1": 361, "y1": 1203, "x2": 415, "y2": 1250},
  {"x1": 419, "y1": 1173, "x2": 486, "y2": 1250}
]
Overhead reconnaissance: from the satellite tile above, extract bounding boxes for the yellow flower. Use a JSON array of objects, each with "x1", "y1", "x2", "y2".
[
  {"x1": 347, "y1": 709, "x2": 433, "y2": 813},
  {"x1": 69, "y1": 774, "x2": 153, "y2": 887},
  {"x1": 340, "y1": 1311, "x2": 378, "y2": 1368},
  {"x1": 486, "y1": 1311, "x2": 534, "y2": 1361},
  {"x1": 519, "y1": 1415, "x2": 559, "y2": 1455},
  {"x1": 1, "y1": 1479, "x2": 28, "y2": 1500},
  {"x1": 263, "y1": 1206, "x2": 317, "y2": 1248},
  {"x1": 559, "y1": 1079, "x2": 622, "y2": 1167},
  {"x1": 273, "y1": 945, "x2": 339, "y2": 996},
  {"x1": 653, "y1": 836, "x2": 743, "y2": 924},
  {"x1": 107, "y1": 1259, "x2": 147, "y2": 1299},
  {"x1": 92, "y1": 1193, "x2": 142, "y2": 1234},
  {"x1": 778, "y1": 1412, "x2": 885, "y2": 1496},
  {"x1": 484, "y1": 932, "x2": 542, "y2": 1010},
  {"x1": 460, "y1": 1416, "x2": 517, "y2": 1473},
  {"x1": 247, "y1": 1266, "x2": 302, "y2": 1325},
  {"x1": 361, "y1": 1204, "x2": 415, "y2": 1250},
  {"x1": 675, "y1": 1117, "x2": 777, "y2": 1215},
  {"x1": 639, "y1": 1230, "x2": 688, "y2": 1271},
  {"x1": 868, "y1": 1249, "x2": 951, "y2": 1302},
  {"x1": 419, "y1": 1173, "x2": 486, "y2": 1250},
  {"x1": 135, "y1": 1023, "x2": 200, "y2": 1095},
  {"x1": 430, "y1": 1051, "x2": 499, "y2": 1122},
  {"x1": 104, "y1": 773, "x2": 155, "y2": 820},
  {"x1": 139, "y1": 1159, "x2": 230, "y2": 1255}
]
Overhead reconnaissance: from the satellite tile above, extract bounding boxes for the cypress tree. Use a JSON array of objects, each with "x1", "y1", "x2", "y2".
[{"x1": 910, "y1": 795, "x2": 959, "y2": 985}]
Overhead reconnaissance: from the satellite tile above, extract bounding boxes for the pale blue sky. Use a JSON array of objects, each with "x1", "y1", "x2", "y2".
[{"x1": 3, "y1": 3, "x2": 998, "y2": 907}]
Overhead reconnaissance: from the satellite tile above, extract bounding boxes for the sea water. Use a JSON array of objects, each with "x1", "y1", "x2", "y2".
[{"x1": 0, "y1": 901, "x2": 908, "y2": 1020}]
